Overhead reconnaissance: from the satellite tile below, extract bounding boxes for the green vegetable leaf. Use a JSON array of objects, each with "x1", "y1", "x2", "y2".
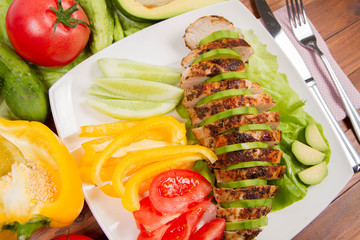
[{"x1": 0, "y1": 216, "x2": 51, "y2": 240}]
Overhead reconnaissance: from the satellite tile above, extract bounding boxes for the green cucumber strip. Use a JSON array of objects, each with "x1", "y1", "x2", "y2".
[
  {"x1": 220, "y1": 161, "x2": 272, "y2": 170},
  {"x1": 238, "y1": 123, "x2": 272, "y2": 131},
  {"x1": 88, "y1": 84, "x2": 127, "y2": 99},
  {"x1": 225, "y1": 218, "x2": 268, "y2": 231},
  {"x1": 217, "y1": 179, "x2": 267, "y2": 188},
  {"x1": 214, "y1": 142, "x2": 268, "y2": 155},
  {"x1": 192, "y1": 48, "x2": 242, "y2": 64},
  {"x1": 199, "y1": 30, "x2": 240, "y2": 46},
  {"x1": 196, "y1": 89, "x2": 253, "y2": 106},
  {"x1": 220, "y1": 198, "x2": 273, "y2": 208},
  {"x1": 204, "y1": 72, "x2": 248, "y2": 83},
  {"x1": 199, "y1": 107, "x2": 258, "y2": 127}
]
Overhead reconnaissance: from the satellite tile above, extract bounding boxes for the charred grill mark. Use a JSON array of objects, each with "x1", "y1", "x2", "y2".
[
  {"x1": 210, "y1": 148, "x2": 283, "y2": 168},
  {"x1": 214, "y1": 165, "x2": 286, "y2": 183},
  {"x1": 216, "y1": 206, "x2": 272, "y2": 221}
]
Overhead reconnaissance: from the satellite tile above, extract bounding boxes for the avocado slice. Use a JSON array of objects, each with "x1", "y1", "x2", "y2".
[
  {"x1": 199, "y1": 30, "x2": 240, "y2": 46},
  {"x1": 112, "y1": 0, "x2": 227, "y2": 21},
  {"x1": 214, "y1": 142, "x2": 268, "y2": 155},
  {"x1": 292, "y1": 140, "x2": 325, "y2": 165},
  {"x1": 298, "y1": 161, "x2": 328, "y2": 185},
  {"x1": 196, "y1": 89, "x2": 253, "y2": 106},
  {"x1": 220, "y1": 161, "x2": 272, "y2": 170},
  {"x1": 220, "y1": 198, "x2": 273, "y2": 208},
  {"x1": 217, "y1": 179, "x2": 267, "y2": 188},
  {"x1": 225, "y1": 218, "x2": 268, "y2": 230},
  {"x1": 199, "y1": 107, "x2": 259, "y2": 126},
  {"x1": 192, "y1": 160, "x2": 215, "y2": 186},
  {"x1": 238, "y1": 123, "x2": 272, "y2": 132},
  {"x1": 204, "y1": 72, "x2": 248, "y2": 83},
  {"x1": 192, "y1": 49, "x2": 242, "y2": 64},
  {"x1": 305, "y1": 123, "x2": 329, "y2": 152}
]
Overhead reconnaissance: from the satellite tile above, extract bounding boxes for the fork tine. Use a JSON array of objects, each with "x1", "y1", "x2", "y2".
[
  {"x1": 298, "y1": 0, "x2": 308, "y2": 24},
  {"x1": 286, "y1": 0, "x2": 296, "y2": 28},
  {"x1": 290, "y1": 0, "x2": 299, "y2": 27}
]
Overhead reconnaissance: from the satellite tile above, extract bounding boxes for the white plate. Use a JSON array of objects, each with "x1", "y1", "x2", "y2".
[{"x1": 49, "y1": 0, "x2": 353, "y2": 239}]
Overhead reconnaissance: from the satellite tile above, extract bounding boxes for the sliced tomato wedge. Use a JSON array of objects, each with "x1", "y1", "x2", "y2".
[
  {"x1": 189, "y1": 218, "x2": 226, "y2": 240},
  {"x1": 137, "y1": 222, "x2": 172, "y2": 240},
  {"x1": 161, "y1": 198, "x2": 214, "y2": 240},
  {"x1": 133, "y1": 197, "x2": 181, "y2": 232},
  {"x1": 149, "y1": 169, "x2": 212, "y2": 214}
]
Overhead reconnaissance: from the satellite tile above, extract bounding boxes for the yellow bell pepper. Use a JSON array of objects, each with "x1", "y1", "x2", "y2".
[
  {"x1": 121, "y1": 155, "x2": 206, "y2": 212},
  {"x1": 0, "y1": 118, "x2": 84, "y2": 239},
  {"x1": 90, "y1": 116, "x2": 187, "y2": 185},
  {"x1": 79, "y1": 120, "x2": 138, "y2": 137},
  {"x1": 112, "y1": 145, "x2": 218, "y2": 197}
]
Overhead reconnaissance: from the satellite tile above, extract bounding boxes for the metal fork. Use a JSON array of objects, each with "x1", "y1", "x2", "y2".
[{"x1": 286, "y1": 0, "x2": 360, "y2": 143}]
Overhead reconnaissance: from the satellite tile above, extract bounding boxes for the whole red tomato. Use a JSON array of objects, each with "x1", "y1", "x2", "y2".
[{"x1": 6, "y1": 0, "x2": 90, "y2": 67}]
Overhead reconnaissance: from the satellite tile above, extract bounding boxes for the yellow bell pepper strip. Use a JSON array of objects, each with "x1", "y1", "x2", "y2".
[
  {"x1": 121, "y1": 155, "x2": 206, "y2": 212},
  {"x1": 112, "y1": 145, "x2": 218, "y2": 197},
  {"x1": 90, "y1": 116, "x2": 187, "y2": 185},
  {"x1": 79, "y1": 120, "x2": 138, "y2": 137},
  {"x1": 0, "y1": 118, "x2": 84, "y2": 239}
]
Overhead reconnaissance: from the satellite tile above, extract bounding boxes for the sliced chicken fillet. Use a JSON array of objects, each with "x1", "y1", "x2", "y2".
[
  {"x1": 182, "y1": 38, "x2": 254, "y2": 69},
  {"x1": 180, "y1": 59, "x2": 245, "y2": 89},
  {"x1": 216, "y1": 206, "x2": 272, "y2": 222},
  {"x1": 192, "y1": 112, "x2": 280, "y2": 139},
  {"x1": 187, "y1": 94, "x2": 276, "y2": 126},
  {"x1": 222, "y1": 229, "x2": 262, "y2": 240},
  {"x1": 215, "y1": 165, "x2": 286, "y2": 183},
  {"x1": 213, "y1": 185, "x2": 279, "y2": 202},
  {"x1": 183, "y1": 79, "x2": 263, "y2": 108},
  {"x1": 184, "y1": 15, "x2": 235, "y2": 50}
]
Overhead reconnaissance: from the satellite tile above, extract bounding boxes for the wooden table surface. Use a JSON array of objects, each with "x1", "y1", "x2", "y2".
[{"x1": 32, "y1": 0, "x2": 360, "y2": 239}]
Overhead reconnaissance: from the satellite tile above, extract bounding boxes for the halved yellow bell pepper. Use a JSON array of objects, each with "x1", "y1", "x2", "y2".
[
  {"x1": 112, "y1": 145, "x2": 218, "y2": 197},
  {"x1": 90, "y1": 116, "x2": 187, "y2": 185},
  {"x1": 79, "y1": 120, "x2": 138, "y2": 137},
  {"x1": 0, "y1": 118, "x2": 84, "y2": 239}
]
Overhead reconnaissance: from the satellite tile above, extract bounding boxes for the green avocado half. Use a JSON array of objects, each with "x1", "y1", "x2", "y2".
[{"x1": 113, "y1": 0, "x2": 227, "y2": 21}]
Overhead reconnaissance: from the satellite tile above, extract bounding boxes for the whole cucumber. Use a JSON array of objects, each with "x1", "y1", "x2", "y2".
[
  {"x1": 0, "y1": 42, "x2": 49, "y2": 122},
  {"x1": 79, "y1": 0, "x2": 114, "y2": 54}
]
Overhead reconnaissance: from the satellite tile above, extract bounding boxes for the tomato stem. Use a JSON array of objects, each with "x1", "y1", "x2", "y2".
[{"x1": 49, "y1": 0, "x2": 91, "y2": 36}]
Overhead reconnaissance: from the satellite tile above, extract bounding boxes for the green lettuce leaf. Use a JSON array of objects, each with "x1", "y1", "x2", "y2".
[{"x1": 242, "y1": 29, "x2": 331, "y2": 211}]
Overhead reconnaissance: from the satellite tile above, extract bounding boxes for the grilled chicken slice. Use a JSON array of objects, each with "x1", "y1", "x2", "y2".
[
  {"x1": 183, "y1": 79, "x2": 263, "y2": 108},
  {"x1": 180, "y1": 59, "x2": 245, "y2": 89},
  {"x1": 181, "y1": 38, "x2": 254, "y2": 69},
  {"x1": 184, "y1": 16, "x2": 235, "y2": 50},
  {"x1": 200, "y1": 130, "x2": 282, "y2": 150},
  {"x1": 192, "y1": 112, "x2": 280, "y2": 139},
  {"x1": 215, "y1": 165, "x2": 286, "y2": 183},
  {"x1": 187, "y1": 94, "x2": 275, "y2": 126},
  {"x1": 222, "y1": 229, "x2": 262, "y2": 240},
  {"x1": 217, "y1": 206, "x2": 272, "y2": 222},
  {"x1": 213, "y1": 185, "x2": 279, "y2": 202},
  {"x1": 210, "y1": 148, "x2": 283, "y2": 169}
]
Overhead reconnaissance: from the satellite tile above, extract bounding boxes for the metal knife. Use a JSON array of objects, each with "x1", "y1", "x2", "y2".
[{"x1": 255, "y1": 0, "x2": 360, "y2": 172}]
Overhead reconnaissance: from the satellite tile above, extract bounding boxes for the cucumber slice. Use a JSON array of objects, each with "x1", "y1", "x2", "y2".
[
  {"x1": 220, "y1": 198, "x2": 273, "y2": 208},
  {"x1": 88, "y1": 84, "x2": 127, "y2": 99},
  {"x1": 298, "y1": 161, "x2": 328, "y2": 185},
  {"x1": 204, "y1": 72, "x2": 248, "y2": 83},
  {"x1": 225, "y1": 218, "x2": 268, "y2": 231},
  {"x1": 196, "y1": 89, "x2": 253, "y2": 106},
  {"x1": 192, "y1": 49, "x2": 242, "y2": 64},
  {"x1": 93, "y1": 78, "x2": 183, "y2": 102},
  {"x1": 192, "y1": 160, "x2": 215, "y2": 186},
  {"x1": 220, "y1": 161, "x2": 272, "y2": 170},
  {"x1": 214, "y1": 142, "x2": 268, "y2": 155},
  {"x1": 238, "y1": 123, "x2": 272, "y2": 131},
  {"x1": 199, "y1": 107, "x2": 258, "y2": 126},
  {"x1": 292, "y1": 140, "x2": 325, "y2": 165},
  {"x1": 305, "y1": 123, "x2": 328, "y2": 152},
  {"x1": 86, "y1": 99, "x2": 177, "y2": 120},
  {"x1": 199, "y1": 30, "x2": 240, "y2": 46},
  {"x1": 97, "y1": 58, "x2": 181, "y2": 85},
  {"x1": 217, "y1": 179, "x2": 267, "y2": 188}
]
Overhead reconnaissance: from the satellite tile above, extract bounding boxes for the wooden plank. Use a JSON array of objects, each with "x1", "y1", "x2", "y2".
[
  {"x1": 326, "y1": 20, "x2": 360, "y2": 76},
  {"x1": 306, "y1": 0, "x2": 360, "y2": 40},
  {"x1": 293, "y1": 175, "x2": 360, "y2": 240}
]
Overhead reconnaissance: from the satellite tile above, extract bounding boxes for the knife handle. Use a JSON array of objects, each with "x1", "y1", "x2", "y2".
[{"x1": 309, "y1": 80, "x2": 360, "y2": 172}]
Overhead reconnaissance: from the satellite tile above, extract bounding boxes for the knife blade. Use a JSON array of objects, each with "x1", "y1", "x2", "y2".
[{"x1": 255, "y1": 0, "x2": 360, "y2": 172}]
